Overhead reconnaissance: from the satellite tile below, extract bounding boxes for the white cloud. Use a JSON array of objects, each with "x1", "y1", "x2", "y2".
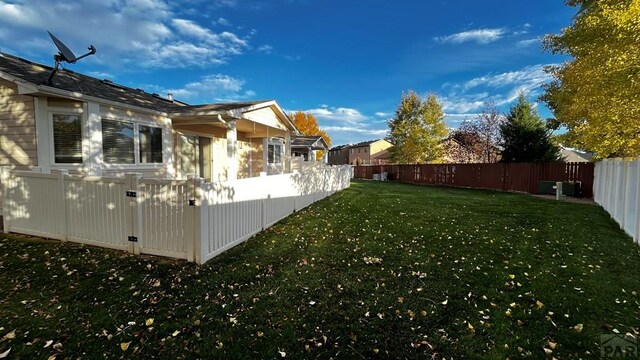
[
  {"x1": 322, "y1": 126, "x2": 387, "y2": 136},
  {"x1": 441, "y1": 64, "x2": 554, "y2": 114},
  {"x1": 145, "y1": 74, "x2": 256, "y2": 102},
  {"x1": 305, "y1": 107, "x2": 369, "y2": 124},
  {"x1": 517, "y1": 38, "x2": 540, "y2": 47},
  {"x1": 374, "y1": 112, "x2": 391, "y2": 118},
  {"x1": 0, "y1": 0, "x2": 250, "y2": 68},
  {"x1": 257, "y1": 45, "x2": 274, "y2": 54},
  {"x1": 435, "y1": 28, "x2": 506, "y2": 44},
  {"x1": 213, "y1": 17, "x2": 231, "y2": 27}
]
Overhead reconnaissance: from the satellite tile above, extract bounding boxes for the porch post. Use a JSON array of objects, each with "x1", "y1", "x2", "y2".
[
  {"x1": 227, "y1": 121, "x2": 238, "y2": 181},
  {"x1": 285, "y1": 131, "x2": 291, "y2": 173}
]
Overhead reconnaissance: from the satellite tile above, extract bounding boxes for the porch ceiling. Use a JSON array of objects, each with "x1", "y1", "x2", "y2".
[
  {"x1": 237, "y1": 119, "x2": 287, "y2": 138},
  {"x1": 172, "y1": 114, "x2": 289, "y2": 138}
]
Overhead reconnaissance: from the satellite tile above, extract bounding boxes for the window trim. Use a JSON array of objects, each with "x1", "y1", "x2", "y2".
[{"x1": 49, "y1": 110, "x2": 84, "y2": 166}]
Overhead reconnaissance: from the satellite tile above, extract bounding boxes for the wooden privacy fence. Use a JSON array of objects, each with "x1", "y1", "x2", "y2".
[
  {"x1": 594, "y1": 158, "x2": 640, "y2": 244},
  {"x1": 0, "y1": 166, "x2": 351, "y2": 264},
  {"x1": 354, "y1": 162, "x2": 594, "y2": 198}
]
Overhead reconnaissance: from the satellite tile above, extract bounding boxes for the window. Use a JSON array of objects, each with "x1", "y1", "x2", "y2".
[
  {"x1": 268, "y1": 143, "x2": 282, "y2": 164},
  {"x1": 101, "y1": 119, "x2": 164, "y2": 165},
  {"x1": 52, "y1": 113, "x2": 82, "y2": 163},
  {"x1": 102, "y1": 119, "x2": 135, "y2": 164},
  {"x1": 139, "y1": 125, "x2": 163, "y2": 163}
]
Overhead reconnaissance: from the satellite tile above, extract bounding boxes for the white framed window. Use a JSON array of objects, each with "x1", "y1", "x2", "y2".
[
  {"x1": 268, "y1": 143, "x2": 283, "y2": 164},
  {"x1": 51, "y1": 113, "x2": 83, "y2": 164},
  {"x1": 139, "y1": 124, "x2": 163, "y2": 164},
  {"x1": 102, "y1": 118, "x2": 164, "y2": 165},
  {"x1": 267, "y1": 137, "x2": 285, "y2": 165}
]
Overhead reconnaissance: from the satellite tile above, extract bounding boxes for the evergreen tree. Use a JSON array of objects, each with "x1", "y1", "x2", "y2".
[
  {"x1": 500, "y1": 94, "x2": 560, "y2": 162},
  {"x1": 387, "y1": 91, "x2": 448, "y2": 164}
]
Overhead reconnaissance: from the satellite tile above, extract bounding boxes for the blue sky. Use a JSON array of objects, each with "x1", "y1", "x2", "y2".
[{"x1": 0, "y1": 0, "x2": 575, "y2": 146}]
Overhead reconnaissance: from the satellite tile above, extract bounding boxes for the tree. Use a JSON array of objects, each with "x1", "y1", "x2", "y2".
[
  {"x1": 289, "y1": 111, "x2": 332, "y2": 161},
  {"x1": 541, "y1": 0, "x2": 640, "y2": 158},
  {"x1": 387, "y1": 91, "x2": 448, "y2": 163},
  {"x1": 500, "y1": 93, "x2": 561, "y2": 162},
  {"x1": 456, "y1": 101, "x2": 503, "y2": 163}
]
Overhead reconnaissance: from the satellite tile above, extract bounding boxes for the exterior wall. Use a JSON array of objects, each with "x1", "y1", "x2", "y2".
[
  {"x1": 237, "y1": 140, "x2": 252, "y2": 179},
  {"x1": 348, "y1": 146, "x2": 370, "y2": 165},
  {"x1": 242, "y1": 107, "x2": 288, "y2": 131},
  {"x1": 211, "y1": 137, "x2": 228, "y2": 182},
  {"x1": 328, "y1": 148, "x2": 349, "y2": 165},
  {"x1": 251, "y1": 139, "x2": 264, "y2": 177},
  {"x1": 369, "y1": 140, "x2": 393, "y2": 164},
  {"x1": 0, "y1": 79, "x2": 37, "y2": 169}
]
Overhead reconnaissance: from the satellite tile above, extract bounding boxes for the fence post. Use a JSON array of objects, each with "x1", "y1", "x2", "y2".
[
  {"x1": 52, "y1": 170, "x2": 69, "y2": 241},
  {"x1": 187, "y1": 176, "x2": 204, "y2": 264},
  {"x1": 0, "y1": 166, "x2": 11, "y2": 233},
  {"x1": 635, "y1": 158, "x2": 640, "y2": 244},
  {"x1": 125, "y1": 173, "x2": 142, "y2": 255}
]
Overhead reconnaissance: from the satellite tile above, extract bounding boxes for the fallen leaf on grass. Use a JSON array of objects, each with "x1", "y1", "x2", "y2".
[
  {"x1": 0, "y1": 348, "x2": 10, "y2": 359},
  {"x1": 44, "y1": 340, "x2": 53, "y2": 348},
  {"x1": 120, "y1": 342, "x2": 131, "y2": 351},
  {"x1": 145, "y1": 318, "x2": 154, "y2": 326},
  {"x1": 536, "y1": 300, "x2": 544, "y2": 309},
  {"x1": 2, "y1": 331, "x2": 15, "y2": 340},
  {"x1": 172, "y1": 330, "x2": 180, "y2": 337},
  {"x1": 574, "y1": 324, "x2": 583, "y2": 333}
]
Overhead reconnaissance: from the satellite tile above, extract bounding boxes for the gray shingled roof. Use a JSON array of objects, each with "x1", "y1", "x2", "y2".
[
  {"x1": 291, "y1": 136, "x2": 327, "y2": 150},
  {"x1": 0, "y1": 52, "x2": 270, "y2": 114}
]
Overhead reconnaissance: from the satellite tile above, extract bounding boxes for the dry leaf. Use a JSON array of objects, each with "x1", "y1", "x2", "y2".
[
  {"x1": 2, "y1": 331, "x2": 15, "y2": 340},
  {"x1": 172, "y1": 330, "x2": 180, "y2": 337},
  {"x1": 536, "y1": 300, "x2": 544, "y2": 309},
  {"x1": 278, "y1": 350, "x2": 286, "y2": 357},
  {"x1": 0, "y1": 348, "x2": 10, "y2": 359},
  {"x1": 120, "y1": 342, "x2": 131, "y2": 351},
  {"x1": 145, "y1": 318, "x2": 154, "y2": 326},
  {"x1": 574, "y1": 323, "x2": 583, "y2": 332},
  {"x1": 44, "y1": 340, "x2": 53, "y2": 348}
]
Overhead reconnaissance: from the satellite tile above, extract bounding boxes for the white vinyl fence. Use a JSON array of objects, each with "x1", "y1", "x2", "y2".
[
  {"x1": 1, "y1": 166, "x2": 351, "y2": 264},
  {"x1": 594, "y1": 158, "x2": 640, "y2": 244}
]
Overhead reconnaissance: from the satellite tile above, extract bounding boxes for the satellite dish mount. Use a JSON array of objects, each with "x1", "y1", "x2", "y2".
[{"x1": 46, "y1": 31, "x2": 96, "y2": 85}]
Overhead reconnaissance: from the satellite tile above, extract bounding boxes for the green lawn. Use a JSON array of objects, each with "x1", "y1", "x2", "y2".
[{"x1": 1, "y1": 180, "x2": 639, "y2": 359}]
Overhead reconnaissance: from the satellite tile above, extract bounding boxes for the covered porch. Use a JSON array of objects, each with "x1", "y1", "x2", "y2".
[{"x1": 169, "y1": 101, "x2": 298, "y2": 182}]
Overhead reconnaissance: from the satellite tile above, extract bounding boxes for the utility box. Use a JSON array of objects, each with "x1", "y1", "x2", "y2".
[{"x1": 538, "y1": 181, "x2": 582, "y2": 197}]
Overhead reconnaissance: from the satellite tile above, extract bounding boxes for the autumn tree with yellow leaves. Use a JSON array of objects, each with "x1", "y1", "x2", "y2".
[
  {"x1": 387, "y1": 91, "x2": 449, "y2": 164},
  {"x1": 289, "y1": 111, "x2": 332, "y2": 161},
  {"x1": 542, "y1": 0, "x2": 640, "y2": 158}
]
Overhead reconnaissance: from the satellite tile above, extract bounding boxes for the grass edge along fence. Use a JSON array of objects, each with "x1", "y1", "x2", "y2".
[{"x1": 353, "y1": 162, "x2": 594, "y2": 198}]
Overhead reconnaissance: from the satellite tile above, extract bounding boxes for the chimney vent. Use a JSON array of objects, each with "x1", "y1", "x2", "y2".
[{"x1": 167, "y1": 93, "x2": 174, "y2": 102}]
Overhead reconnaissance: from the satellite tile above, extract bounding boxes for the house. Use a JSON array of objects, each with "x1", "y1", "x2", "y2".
[
  {"x1": 328, "y1": 139, "x2": 392, "y2": 165},
  {"x1": 560, "y1": 145, "x2": 592, "y2": 163},
  {"x1": 327, "y1": 144, "x2": 350, "y2": 165},
  {"x1": 0, "y1": 52, "x2": 300, "y2": 182},
  {"x1": 290, "y1": 135, "x2": 329, "y2": 163}
]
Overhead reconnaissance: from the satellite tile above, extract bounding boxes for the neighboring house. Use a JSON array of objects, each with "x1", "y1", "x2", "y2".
[
  {"x1": 328, "y1": 139, "x2": 392, "y2": 165},
  {"x1": 290, "y1": 135, "x2": 329, "y2": 163},
  {"x1": 560, "y1": 145, "x2": 592, "y2": 163},
  {"x1": 0, "y1": 52, "x2": 299, "y2": 181},
  {"x1": 328, "y1": 144, "x2": 350, "y2": 165},
  {"x1": 442, "y1": 137, "x2": 484, "y2": 164}
]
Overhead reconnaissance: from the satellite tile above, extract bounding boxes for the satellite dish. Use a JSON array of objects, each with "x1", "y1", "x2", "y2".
[{"x1": 46, "y1": 31, "x2": 96, "y2": 85}]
